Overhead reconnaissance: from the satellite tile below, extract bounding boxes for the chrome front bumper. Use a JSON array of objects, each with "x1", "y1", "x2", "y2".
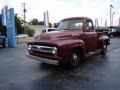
[{"x1": 26, "y1": 53, "x2": 59, "y2": 65}]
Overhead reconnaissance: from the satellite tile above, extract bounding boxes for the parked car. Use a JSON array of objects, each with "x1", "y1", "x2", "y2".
[
  {"x1": 95, "y1": 27, "x2": 110, "y2": 36},
  {"x1": 27, "y1": 17, "x2": 110, "y2": 67},
  {"x1": 16, "y1": 34, "x2": 28, "y2": 38},
  {"x1": 41, "y1": 28, "x2": 57, "y2": 33},
  {"x1": 108, "y1": 28, "x2": 120, "y2": 38},
  {"x1": 0, "y1": 34, "x2": 6, "y2": 47},
  {"x1": 95, "y1": 27, "x2": 120, "y2": 38}
]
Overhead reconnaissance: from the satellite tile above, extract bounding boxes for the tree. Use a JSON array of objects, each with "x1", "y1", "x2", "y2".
[
  {"x1": 30, "y1": 18, "x2": 39, "y2": 25},
  {"x1": 24, "y1": 26, "x2": 35, "y2": 37},
  {"x1": 38, "y1": 21, "x2": 52, "y2": 27},
  {"x1": 49, "y1": 22, "x2": 52, "y2": 28},
  {"x1": 38, "y1": 21, "x2": 44, "y2": 25},
  {"x1": 15, "y1": 14, "x2": 23, "y2": 34}
]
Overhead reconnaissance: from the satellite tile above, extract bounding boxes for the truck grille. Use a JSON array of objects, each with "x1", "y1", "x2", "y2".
[{"x1": 31, "y1": 45, "x2": 53, "y2": 53}]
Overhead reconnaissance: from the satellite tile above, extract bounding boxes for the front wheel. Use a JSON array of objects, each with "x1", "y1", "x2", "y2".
[
  {"x1": 101, "y1": 45, "x2": 107, "y2": 55},
  {"x1": 70, "y1": 50, "x2": 82, "y2": 67}
]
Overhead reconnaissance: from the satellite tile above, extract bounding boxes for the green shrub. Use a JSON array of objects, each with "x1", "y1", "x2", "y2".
[{"x1": 24, "y1": 27, "x2": 35, "y2": 37}]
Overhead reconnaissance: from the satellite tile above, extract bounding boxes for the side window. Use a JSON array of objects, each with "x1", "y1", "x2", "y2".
[
  {"x1": 73, "y1": 22, "x2": 83, "y2": 29},
  {"x1": 86, "y1": 20, "x2": 93, "y2": 31}
]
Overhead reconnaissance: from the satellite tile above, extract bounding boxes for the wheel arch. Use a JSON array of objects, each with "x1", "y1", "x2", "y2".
[
  {"x1": 72, "y1": 46, "x2": 85, "y2": 59},
  {"x1": 99, "y1": 35, "x2": 110, "y2": 46}
]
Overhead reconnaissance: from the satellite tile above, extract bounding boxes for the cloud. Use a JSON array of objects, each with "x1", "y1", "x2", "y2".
[{"x1": 0, "y1": 0, "x2": 120, "y2": 25}]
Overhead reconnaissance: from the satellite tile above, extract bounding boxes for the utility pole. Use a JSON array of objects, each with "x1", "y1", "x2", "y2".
[{"x1": 22, "y1": 3, "x2": 27, "y2": 34}]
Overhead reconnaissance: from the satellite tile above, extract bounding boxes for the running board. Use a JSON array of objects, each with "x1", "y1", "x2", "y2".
[{"x1": 85, "y1": 49, "x2": 102, "y2": 57}]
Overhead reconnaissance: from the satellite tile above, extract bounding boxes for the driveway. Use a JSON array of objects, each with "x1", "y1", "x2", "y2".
[{"x1": 0, "y1": 38, "x2": 120, "y2": 90}]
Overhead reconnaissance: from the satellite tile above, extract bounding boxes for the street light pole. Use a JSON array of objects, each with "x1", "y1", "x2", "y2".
[
  {"x1": 110, "y1": 5, "x2": 113, "y2": 26},
  {"x1": 112, "y1": 12, "x2": 115, "y2": 26}
]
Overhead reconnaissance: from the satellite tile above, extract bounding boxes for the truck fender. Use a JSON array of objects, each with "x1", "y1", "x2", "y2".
[
  {"x1": 69, "y1": 40, "x2": 86, "y2": 57},
  {"x1": 99, "y1": 35, "x2": 110, "y2": 46}
]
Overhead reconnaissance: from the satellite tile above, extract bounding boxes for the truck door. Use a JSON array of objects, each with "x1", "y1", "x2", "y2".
[{"x1": 84, "y1": 20, "x2": 97, "y2": 52}]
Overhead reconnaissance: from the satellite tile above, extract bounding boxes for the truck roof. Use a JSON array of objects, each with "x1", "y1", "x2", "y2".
[{"x1": 61, "y1": 17, "x2": 91, "y2": 21}]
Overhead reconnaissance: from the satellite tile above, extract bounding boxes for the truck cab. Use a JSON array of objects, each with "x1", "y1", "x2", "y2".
[
  {"x1": 27, "y1": 17, "x2": 110, "y2": 67},
  {"x1": 58, "y1": 17, "x2": 98, "y2": 53}
]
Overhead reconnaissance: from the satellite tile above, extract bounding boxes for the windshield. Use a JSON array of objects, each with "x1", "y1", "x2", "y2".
[{"x1": 58, "y1": 20, "x2": 83, "y2": 30}]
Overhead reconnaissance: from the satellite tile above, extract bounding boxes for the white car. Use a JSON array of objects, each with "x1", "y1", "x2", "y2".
[
  {"x1": 16, "y1": 34, "x2": 28, "y2": 38},
  {"x1": 41, "y1": 28, "x2": 57, "y2": 33}
]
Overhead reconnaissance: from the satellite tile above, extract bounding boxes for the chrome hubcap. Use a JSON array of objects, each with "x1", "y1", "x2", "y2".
[
  {"x1": 103, "y1": 45, "x2": 107, "y2": 53},
  {"x1": 72, "y1": 53, "x2": 79, "y2": 66}
]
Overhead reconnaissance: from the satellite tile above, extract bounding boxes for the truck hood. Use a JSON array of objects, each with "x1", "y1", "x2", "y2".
[{"x1": 34, "y1": 30, "x2": 81, "y2": 43}]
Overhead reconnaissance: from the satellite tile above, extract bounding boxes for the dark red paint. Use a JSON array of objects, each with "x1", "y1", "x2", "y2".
[{"x1": 28, "y1": 17, "x2": 110, "y2": 65}]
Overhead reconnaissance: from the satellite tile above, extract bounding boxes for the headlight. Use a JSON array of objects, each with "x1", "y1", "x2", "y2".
[
  {"x1": 28, "y1": 44, "x2": 32, "y2": 50},
  {"x1": 52, "y1": 47, "x2": 58, "y2": 55}
]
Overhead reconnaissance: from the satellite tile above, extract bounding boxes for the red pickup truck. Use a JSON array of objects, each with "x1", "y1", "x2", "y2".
[{"x1": 27, "y1": 17, "x2": 110, "y2": 67}]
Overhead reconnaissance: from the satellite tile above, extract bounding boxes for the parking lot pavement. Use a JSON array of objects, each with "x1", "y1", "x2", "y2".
[{"x1": 0, "y1": 38, "x2": 120, "y2": 90}]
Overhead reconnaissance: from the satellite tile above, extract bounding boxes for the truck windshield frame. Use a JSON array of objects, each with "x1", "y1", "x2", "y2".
[{"x1": 58, "y1": 20, "x2": 83, "y2": 30}]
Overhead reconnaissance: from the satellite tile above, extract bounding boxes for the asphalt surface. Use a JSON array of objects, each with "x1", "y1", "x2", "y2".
[{"x1": 0, "y1": 38, "x2": 120, "y2": 90}]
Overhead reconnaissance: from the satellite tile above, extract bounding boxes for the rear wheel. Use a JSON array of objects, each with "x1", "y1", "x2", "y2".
[{"x1": 101, "y1": 44, "x2": 107, "y2": 55}]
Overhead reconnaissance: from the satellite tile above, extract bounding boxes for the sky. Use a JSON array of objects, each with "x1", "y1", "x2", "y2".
[{"x1": 0, "y1": 0, "x2": 120, "y2": 26}]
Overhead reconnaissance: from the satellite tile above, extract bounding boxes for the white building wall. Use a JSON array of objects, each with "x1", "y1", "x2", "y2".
[{"x1": 28, "y1": 25, "x2": 44, "y2": 36}]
